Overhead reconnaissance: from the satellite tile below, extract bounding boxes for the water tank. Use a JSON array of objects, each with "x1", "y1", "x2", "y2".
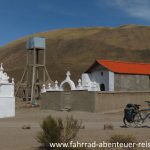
[{"x1": 26, "y1": 37, "x2": 46, "y2": 49}]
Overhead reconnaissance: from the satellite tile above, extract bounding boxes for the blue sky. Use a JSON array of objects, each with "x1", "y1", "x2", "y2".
[{"x1": 0, "y1": 0, "x2": 150, "y2": 46}]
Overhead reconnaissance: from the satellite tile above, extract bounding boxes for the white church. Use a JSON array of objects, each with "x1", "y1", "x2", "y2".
[
  {"x1": 41, "y1": 59, "x2": 150, "y2": 92},
  {"x1": 0, "y1": 63, "x2": 15, "y2": 118}
]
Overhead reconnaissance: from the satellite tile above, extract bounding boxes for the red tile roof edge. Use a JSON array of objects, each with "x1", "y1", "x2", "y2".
[{"x1": 96, "y1": 59, "x2": 150, "y2": 75}]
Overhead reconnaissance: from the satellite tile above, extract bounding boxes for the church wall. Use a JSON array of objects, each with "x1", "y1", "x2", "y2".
[{"x1": 114, "y1": 74, "x2": 150, "y2": 91}]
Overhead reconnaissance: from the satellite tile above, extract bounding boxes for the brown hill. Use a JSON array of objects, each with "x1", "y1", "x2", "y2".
[{"x1": 0, "y1": 25, "x2": 150, "y2": 82}]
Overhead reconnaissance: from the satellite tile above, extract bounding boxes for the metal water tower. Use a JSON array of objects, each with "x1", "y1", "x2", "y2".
[{"x1": 16, "y1": 37, "x2": 53, "y2": 103}]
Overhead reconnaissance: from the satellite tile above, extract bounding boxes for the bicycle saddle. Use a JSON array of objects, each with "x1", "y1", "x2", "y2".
[{"x1": 134, "y1": 104, "x2": 141, "y2": 107}]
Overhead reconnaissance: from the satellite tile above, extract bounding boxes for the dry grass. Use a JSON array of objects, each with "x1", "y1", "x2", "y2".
[
  {"x1": 0, "y1": 25, "x2": 150, "y2": 83},
  {"x1": 108, "y1": 134, "x2": 138, "y2": 150}
]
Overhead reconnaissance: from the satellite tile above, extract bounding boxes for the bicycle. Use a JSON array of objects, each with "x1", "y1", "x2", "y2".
[
  {"x1": 123, "y1": 101, "x2": 150, "y2": 127},
  {"x1": 133, "y1": 101, "x2": 150, "y2": 127},
  {"x1": 123, "y1": 103, "x2": 140, "y2": 127}
]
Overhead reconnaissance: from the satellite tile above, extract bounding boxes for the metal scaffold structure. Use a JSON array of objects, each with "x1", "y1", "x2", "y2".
[{"x1": 16, "y1": 37, "x2": 53, "y2": 104}]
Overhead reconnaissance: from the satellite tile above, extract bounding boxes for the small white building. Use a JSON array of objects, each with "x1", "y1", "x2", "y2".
[
  {"x1": 83, "y1": 59, "x2": 150, "y2": 91},
  {"x1": 0, "y1": 63, "x2": 15, "y2": 118},
  {"x1": 82, "y1": 60, "x2": 114, "y2": 91}
]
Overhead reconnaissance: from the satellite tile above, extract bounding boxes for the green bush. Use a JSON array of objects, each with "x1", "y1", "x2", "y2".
[{"x1": 37, "y1": 115, "x2": 82, "y2": 150}]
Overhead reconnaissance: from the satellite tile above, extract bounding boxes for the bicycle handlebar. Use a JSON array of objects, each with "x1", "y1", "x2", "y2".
[{"x1": 144, "y1": 101, "x2": 150, "y2": 103}]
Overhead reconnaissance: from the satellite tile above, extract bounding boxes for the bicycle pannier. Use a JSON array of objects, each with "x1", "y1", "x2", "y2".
[{"x1": 124, "y1": 103, "x2": 136, "y2": 122}]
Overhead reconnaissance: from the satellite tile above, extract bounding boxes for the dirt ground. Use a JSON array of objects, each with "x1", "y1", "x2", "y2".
[{"x1": 0, "y1": 100, "x2": 150, "y2": 150}]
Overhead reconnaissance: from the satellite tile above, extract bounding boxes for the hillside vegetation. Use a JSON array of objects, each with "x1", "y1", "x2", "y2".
[{"x1": 0, "y1": 25, "x2": 150, "y2": 82}]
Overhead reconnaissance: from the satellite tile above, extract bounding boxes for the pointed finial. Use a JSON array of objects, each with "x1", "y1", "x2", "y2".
[
  {"x1": 76, "y1": 78, "x2": 83, "y2": 90},
  {"x1": 12, "y1": 78, "x2": 14, "y2": 84},
  {"x1": 78, "y1": 79, "x2": 81, "y2": 83},
  {"x1": 48, "y1": 83, "x2": 51, "y2": 87},
  {"x1": 55, "y1": 80, "x2": 58, "y2": 84},
  {"x1": 43, "y1": 84, "x2": 46, "y2": 88},
  {"x1": 47, "y1": 83, "x2": 52, "y2": 91},
  {"x1": 0, "y1": 63, "x2": 4, "y2": 71},
  {"x1": 54, "y1": 80, "x2": 59, "y2": 90},
  {"x1": 66, "y1": 71, "x2": 71, "y2": 76},
  {"x1": 77, "y1": 79, "x2": 82, "y2": 87},
  {"x1": 41, "y1": 84, "x2": 46, "y2": 93}
]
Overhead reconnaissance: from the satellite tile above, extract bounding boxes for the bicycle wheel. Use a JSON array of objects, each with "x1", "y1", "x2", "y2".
[
  {"x1": 134, "y1": 111, "x2": 144, "y2": 127},
  {"x1": 140, "y1": 111, "x2": 150, "y2": 126},
  {"x1": 123, "y1": 117, "x2": 135, "y2": 127},
  {"x1": 146, "y1": 113, "x2": 150, "y2": 127}
]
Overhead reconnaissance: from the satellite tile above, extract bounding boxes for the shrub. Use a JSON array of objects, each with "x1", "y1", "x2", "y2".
[
  {"x1": 108, "y1": 134, "x2": 138, "y2": 150},
  {"x1": 37, "y1": 115, "x2": 82, "y2": 150},
  {"x1": 61, "y1": 116, "x2": 82, "y2": 143}
]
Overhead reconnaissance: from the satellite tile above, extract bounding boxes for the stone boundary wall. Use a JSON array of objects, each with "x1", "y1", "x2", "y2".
[
  {"x1": 41, "y1": 91, "x2": 150, "y2": 112},
  {"x1": 41, "y1": 91, "x2": 95, "y2": 112},
  {"x1": 95, "y1": 91, "x2": 150, "y2": 112}
]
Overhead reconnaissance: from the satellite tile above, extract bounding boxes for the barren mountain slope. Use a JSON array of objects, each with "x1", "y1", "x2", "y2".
[{"x1": 0, "y1": 25, "x2": 150, "y2": 82}]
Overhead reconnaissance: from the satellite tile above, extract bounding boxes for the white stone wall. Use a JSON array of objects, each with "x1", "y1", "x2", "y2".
[
  {"x1": 82, "y1": 71, "x2": 114, "y2": 91},
  {"x1": 0, "y1": 64, "x2": 15, "y2": 118},
  {"x1": 90, "y1": 70, "x2": 109, "y2": 91},
  {"x1": 42, "y1": 70, "x2": 114, "y2": 93},
  {"x1": 109, "y1": 71, "x2": 114, "y2": 91},
  {"x1": 0, "y1": 96, "x2": 15, "y2": 118},
  {"x1": 0, "y1": 84, "x2": 14, "y2": 97}
]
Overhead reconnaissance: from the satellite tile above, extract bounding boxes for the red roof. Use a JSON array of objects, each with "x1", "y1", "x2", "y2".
[{"x1": 96, "y1": 60, "x2": 150, "y2": 75}]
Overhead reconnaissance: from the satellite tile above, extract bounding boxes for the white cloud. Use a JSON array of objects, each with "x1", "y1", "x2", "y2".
[{"x1": 113, "y1": 0, "x2": 150, "y2": 21}]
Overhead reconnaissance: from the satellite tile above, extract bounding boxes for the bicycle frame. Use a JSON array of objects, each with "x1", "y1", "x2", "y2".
[{"x1": 140, "y1": 108, "x2": 150, "y2": 121}]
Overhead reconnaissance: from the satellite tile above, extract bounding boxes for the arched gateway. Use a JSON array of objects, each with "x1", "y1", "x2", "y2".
[{"x1": 60, "y1": 71, "x2": 76, "y2": 91}]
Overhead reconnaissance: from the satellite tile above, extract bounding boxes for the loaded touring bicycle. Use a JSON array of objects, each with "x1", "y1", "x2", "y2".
[{"x1": 123, "y1": 101, "x2": 150, "y2": 127}]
